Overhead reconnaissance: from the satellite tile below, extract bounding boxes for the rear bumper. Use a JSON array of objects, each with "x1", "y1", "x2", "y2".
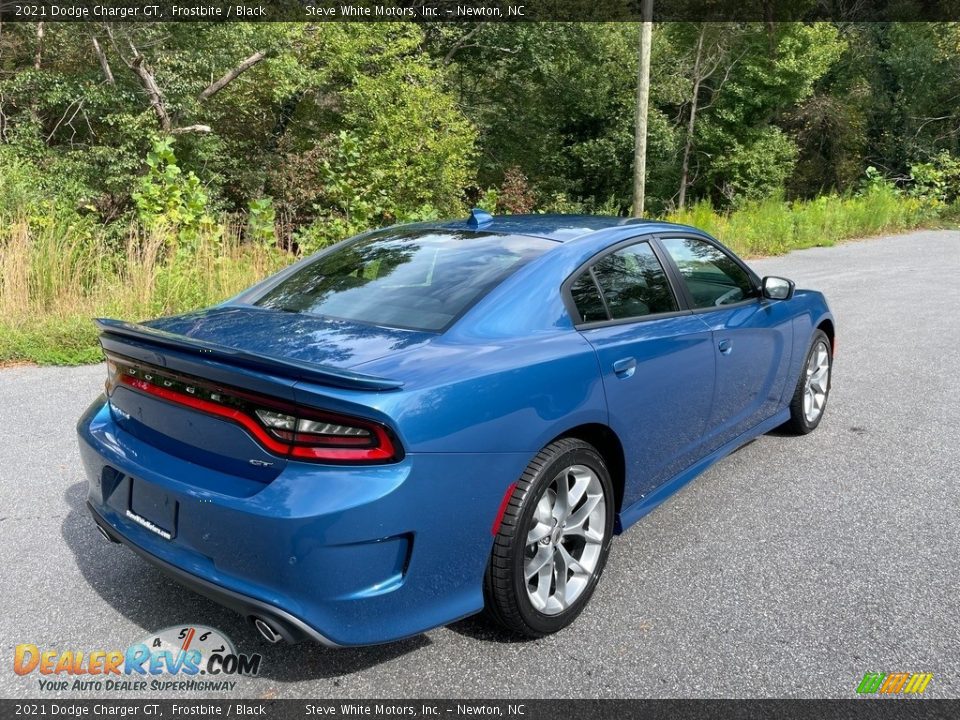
[
  {"x1": 77, "y1": 397, "x2": 529, "y2": 646},
  {"x1": 87, "y1": 502, "x2": 338, "y2": 646}
]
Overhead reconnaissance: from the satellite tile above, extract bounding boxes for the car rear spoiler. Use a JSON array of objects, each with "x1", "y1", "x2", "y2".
[{"x1": 95, "y1": 318, "x2": 404, "y2": 392}]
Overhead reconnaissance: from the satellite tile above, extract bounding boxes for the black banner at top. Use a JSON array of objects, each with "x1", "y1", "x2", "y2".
[{"x1": 3, "y1": 0, "x2": 960, "y2": 22}]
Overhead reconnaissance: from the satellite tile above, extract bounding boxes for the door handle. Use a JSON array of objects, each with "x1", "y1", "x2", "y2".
[
  {"x1": 613, "y1": 357, "x2": 637, "y2": 379},
  {"x1": 718, "y1": 339, "x2": 733, "y2": 355}
]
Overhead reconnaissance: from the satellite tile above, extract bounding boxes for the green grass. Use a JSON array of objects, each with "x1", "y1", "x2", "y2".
[
  {"x1": 1, "y1": 186, "x2": 957, "y2": 366},
  {"x1": 0, "y1": 317, "x2": 103, "y2": 365},
  {"x1": 0, "y1": 217, "x2": 288, "y2": 365},
  {"x1": 664, "y1": 185, "x2": 955, "y2": 258}
]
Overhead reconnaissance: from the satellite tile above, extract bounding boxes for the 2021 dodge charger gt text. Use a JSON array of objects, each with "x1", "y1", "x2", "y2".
[{"x1": 78, "y1": 210, "x2": 834, "y2": 646}]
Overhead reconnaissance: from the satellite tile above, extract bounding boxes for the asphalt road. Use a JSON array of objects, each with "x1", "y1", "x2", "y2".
[{"x1": 2, "y1": 229, "x2": 959, "y2": 699}]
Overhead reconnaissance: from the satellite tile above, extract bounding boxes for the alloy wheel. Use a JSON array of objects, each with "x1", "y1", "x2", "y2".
[
  {"x1": 803, "y1": 340, "x2": 831, "y2": 423},
  {"x1": 523, "y1": 464, "x2": 606, "y2": 616}
]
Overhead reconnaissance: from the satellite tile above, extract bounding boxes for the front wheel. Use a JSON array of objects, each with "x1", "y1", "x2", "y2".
[
  {"x1": 784, "y1": 329, "x2": 832, "y2": 434},
  {"x1": 484, "y1": 438, "x2": 615, "y2": 637}
]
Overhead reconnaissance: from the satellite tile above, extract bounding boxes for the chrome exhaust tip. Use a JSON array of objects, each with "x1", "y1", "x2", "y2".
[
  {"x1": 95, "y1": 524, "x2": 117, "y2": 543},
  {"x1": 253, "y1": 617, "x2": 282, "y2": 644}
]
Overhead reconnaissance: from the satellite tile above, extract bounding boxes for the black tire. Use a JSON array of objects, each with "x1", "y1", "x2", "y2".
[
  {"x1": 783, "y1": 329, "x2": 833, "y2": 435},
  {"x1": 484, "y1": 438, "x2": 615, "y2": 638}
]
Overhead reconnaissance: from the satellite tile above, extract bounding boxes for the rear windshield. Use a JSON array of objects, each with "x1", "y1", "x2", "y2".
[{"x1": 254, "y1": 229, "x2": 554, "y2": 332}]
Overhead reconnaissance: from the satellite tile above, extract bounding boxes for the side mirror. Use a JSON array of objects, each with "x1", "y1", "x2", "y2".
[{"x1": 762, "y1": 276, "x2": 795, "y2": 301}]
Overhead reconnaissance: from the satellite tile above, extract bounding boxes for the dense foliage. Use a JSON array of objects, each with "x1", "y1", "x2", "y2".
[
  {"x1": 1, "y1": 21, "x2": 958, "y2": 363},
  {"x1": 2, "y1": 22, "x2": 960, "y2": 224}
]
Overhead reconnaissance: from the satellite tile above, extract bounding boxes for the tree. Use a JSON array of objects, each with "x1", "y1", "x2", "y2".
[
  {"x1": 676, "y1": 24, "x2": 745, "y2": 209},
  {"x1": 0, "y1": 22, "x2": 476, "y2": 229},
  {"x1": 674, "y1": 22, "x2": 844, "y2": 205},
  {"x1": 632, "y1": 0, "x2": 653, "y2": 217},
  {"x1": 3, "y1": 19, "x2": 958, "y2": 227}
]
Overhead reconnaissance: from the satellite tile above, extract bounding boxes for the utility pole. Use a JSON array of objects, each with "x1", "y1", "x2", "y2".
[{"x1": 632, "y1": 0, "x2": 654, "y2": 217}]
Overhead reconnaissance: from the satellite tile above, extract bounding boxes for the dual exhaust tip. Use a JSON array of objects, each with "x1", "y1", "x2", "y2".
[{"x1": 252, "y1": 617, "x2": 284, "y2": 644}]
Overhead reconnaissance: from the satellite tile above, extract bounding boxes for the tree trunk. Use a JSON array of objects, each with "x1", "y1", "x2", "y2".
[
  {"x1": 632, "y1": 0, "x2": 654, "y2": 218},
  {"x1": 678, "y1": 27, "x2": 705, "y2": 211},
  {"x1": 92, "y1": 36, "x2": 115, "y2": 85},
  {"x1": 443, "y1": 24, "x2": 483, "y2": 65},
  {"x1": 130, "y1": 54, "x2": 171, "y2": 132},
  {"x1": 34, "y1": 22, "x2": 44, "y2": 70}
]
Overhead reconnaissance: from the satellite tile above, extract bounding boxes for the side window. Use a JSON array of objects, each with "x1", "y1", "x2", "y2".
[
  {"x1": 570, "y1": 272, "x2": 607, "y2": 323},
  {"x1": 660, "y1": 236, "x2": 757, "y2": 309},
  {"x1": 570, "y1": 241, "x2": 678, "y2": 323}
]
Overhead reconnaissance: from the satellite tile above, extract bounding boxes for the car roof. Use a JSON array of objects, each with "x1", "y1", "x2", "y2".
[{"x1": 428, "y1": 211, "x2": 698, "y2": 243}]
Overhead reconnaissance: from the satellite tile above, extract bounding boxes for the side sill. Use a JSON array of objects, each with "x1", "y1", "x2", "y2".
[{"x1": 616, "y1": 407, "x2": 792, "y2": 533}]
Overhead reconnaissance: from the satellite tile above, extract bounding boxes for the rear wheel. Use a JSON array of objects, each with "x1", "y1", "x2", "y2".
[
  {"x1": 484, "y1": 438, "x2": 615, "y2": 637},
  {"x1": 784, "y1": 329, "x2": 832, "y2": 434}
]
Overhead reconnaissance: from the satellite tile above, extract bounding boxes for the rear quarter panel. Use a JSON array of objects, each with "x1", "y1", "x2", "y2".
[{"x1": 335, "y1": 330, "x2": 607, "y2": 454}]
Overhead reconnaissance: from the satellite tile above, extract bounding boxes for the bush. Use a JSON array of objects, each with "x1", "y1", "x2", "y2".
[
  {"x1": 666, "y1": 178, "x2": 944, "y2": 258},
  {"x1": 909, "y1": 152, "x2": 960, "y2": 204},
  {"x1": 133, "y1": 139, "x2": 217, "y2": 250},
  {"x1": 497, "y1": 168, "x2": 537, "y2": 215},
  {"x1": 247, "y1": 198, "x2": 277, "y2": 244}
]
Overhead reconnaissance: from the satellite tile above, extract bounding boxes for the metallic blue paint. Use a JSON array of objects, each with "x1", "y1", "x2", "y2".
[
  {"x1": 581, "y1": 314, "x2": 717, "y2": 506},
  {"x1": 78, "y1": 214, "x2": 834, "y2": 646},
  {"x1": 145, "y1": 307, "x2": 434, "y2": 370}
]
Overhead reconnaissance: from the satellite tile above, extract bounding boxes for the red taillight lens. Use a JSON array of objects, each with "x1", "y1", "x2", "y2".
[{"x1": 105, "y1": 354, "x2": 400, "y2": 464}]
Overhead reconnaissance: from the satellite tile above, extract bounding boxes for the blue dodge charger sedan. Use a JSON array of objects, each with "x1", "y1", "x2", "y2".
[{"x1": 79, "y1": 211, "x2": 834, "y2": 646}]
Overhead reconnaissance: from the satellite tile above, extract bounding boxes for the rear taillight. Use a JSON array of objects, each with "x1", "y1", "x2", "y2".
[{"x1": 105, "y1": 354, "x2": 401, "y2": 464}]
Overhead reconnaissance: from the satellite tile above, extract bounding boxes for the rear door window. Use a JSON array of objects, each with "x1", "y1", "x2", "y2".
[{"x1": 570, "y1": 241, "x2": 678, "y2": 323}]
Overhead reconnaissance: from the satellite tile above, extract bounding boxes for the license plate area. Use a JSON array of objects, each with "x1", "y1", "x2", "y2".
[{"x1": 127, "y1": 479, "x2": 178, "y2": 540}]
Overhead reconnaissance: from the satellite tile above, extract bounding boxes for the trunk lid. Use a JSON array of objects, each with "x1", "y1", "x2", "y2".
[
  {"x1": 143, "y1": 305, "x2": 434, "y2": 371},
  {"x1": 97, "y1": 308, "x2": 414, "y2": 483}
]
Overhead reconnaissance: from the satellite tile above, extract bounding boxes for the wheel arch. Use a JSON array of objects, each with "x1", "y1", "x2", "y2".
[
  {"x1": 816, "y1": 317, "x2": 835, "y2": 352},
  {"x1": 552, "y1": 423, "x2": 626, "y2": 518}
]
